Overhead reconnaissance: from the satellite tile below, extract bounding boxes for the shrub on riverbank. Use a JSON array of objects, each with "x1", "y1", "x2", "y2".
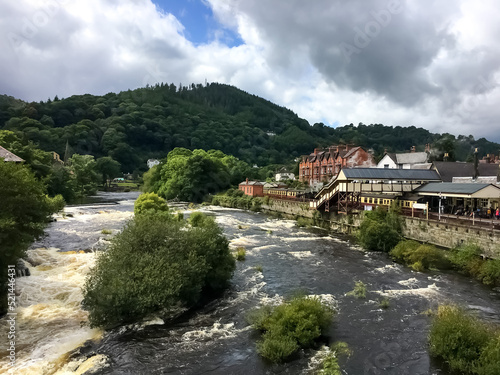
[
  {"x1": 429, "y1": 305, "x2": 500, "y2": 374},
  {"x1": 134, "y1": 192, "x2": 169, "y2": 216},
  {"x1": 449, "y1": 243, "x2": 500, "y2": 286},
  {"x1": 390, "y1": 240, "x2": 451, "y2": 271},
  {"x1": 82, "y1": 212, "x2": 235, "y2": 328},
  {"x1": 248, "y1": 295, "x2": 334, "y2": 362},
  {"x1": 357, "y1": 206, "x2": 402, "y2": 252},
  {"x1": 210, "y1": 190, "x2": 263, "y2": 211}
]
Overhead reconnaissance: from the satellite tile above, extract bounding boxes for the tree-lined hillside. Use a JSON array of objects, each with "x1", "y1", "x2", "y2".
[{"x1": 1, "y1": 83, "x2": 499, "y2": 173}]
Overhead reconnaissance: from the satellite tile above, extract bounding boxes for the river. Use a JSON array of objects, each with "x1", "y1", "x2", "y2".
[{"x1": 1, "y1": 192, "x2": 499, "y2": 374}]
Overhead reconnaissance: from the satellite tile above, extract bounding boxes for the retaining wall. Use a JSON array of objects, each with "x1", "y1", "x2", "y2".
[{"x1": 262, "y1": 198, "x2": 500, "y2": 259}]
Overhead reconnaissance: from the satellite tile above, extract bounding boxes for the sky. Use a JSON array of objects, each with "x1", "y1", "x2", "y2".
[{"x1": 1, "y1": 0, "x2": 500, "y2": 142}]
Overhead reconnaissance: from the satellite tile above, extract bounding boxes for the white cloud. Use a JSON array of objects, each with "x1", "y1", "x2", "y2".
[{"x1": 0, "y1": 0, "x2": 499, "y2": 142}]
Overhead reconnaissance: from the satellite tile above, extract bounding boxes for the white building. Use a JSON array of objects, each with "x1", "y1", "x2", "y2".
[
  {"x1": 377, "y1": 149, "x2": 429, "y2": 169},
  {"x1": 275, "y1": 172, "x2": 295, "y2": 181}
]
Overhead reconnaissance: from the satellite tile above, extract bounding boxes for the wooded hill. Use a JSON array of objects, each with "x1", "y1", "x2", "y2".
[{"x1": 1, "y1": 82, "x2": 499, "y2": 173}]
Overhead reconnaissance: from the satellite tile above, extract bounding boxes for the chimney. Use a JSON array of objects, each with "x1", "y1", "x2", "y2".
[
  {"x1": 246, "y1": 178, "x2": 249, "y2": 184},
  {"x1": 410, "y1": 146, "x2": 416, "y2": 153},
  {"x1": 314, "y1": 148, "x2": 319, "y2": 155},
  {"x1": 425, "y1": 143, "x2": 431, "y2": 153},
  {"x1": 474, "y1": 148, "x2": 479, "y2": 179},
  {"x1": 345, "y1": 144, "x2": 349, "y2": 151},
  {"x1": 443, "y1": 152, "x2": 449, "y2": 162},
  {"x1": 384, "y1": 148, "x2": 388, "y2": 155}
]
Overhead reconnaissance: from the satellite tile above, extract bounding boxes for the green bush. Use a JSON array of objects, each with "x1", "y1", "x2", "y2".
[
  {"x1": 189, "y1": 211, "x2": 212, "y2": 227},
  {"x1": 357, "y1": 206, "x2": 403, "y2": 252},
  {"x1": 477, "y1": 334, "x2": 500, "y2": 375},
  {"x1": 429, "y1": 305, "x2": 493, "y2": 373},
  {"x1": 134, "y1": 192, "x2": 169, "y2": 216},
  {"x1": 390, "y1": 240, "x2": 451, "y2": 271},
  {"x1": 82, "y1": 213, "x2": 235, "y2": 328},
  {"x1": 249, "y1": 296, "x2": 334, "y2": 362},
  {"x1": 479, "y1": 260, "x2": 500, "y2": 286},
  {"x1": 449, "y1": 243, "x2": 500, "y2": 286},
  {"x1": 346, "y1": 281, "x2": 367, "y2": 299},
  {"x1": 235, "y1": 247, "x2": 246, "y2": 261}
]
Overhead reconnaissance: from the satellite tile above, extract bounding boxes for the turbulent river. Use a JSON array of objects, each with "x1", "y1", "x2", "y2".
[{"x1": 2, "y1": 192, "x2": 500, "y2": 375}]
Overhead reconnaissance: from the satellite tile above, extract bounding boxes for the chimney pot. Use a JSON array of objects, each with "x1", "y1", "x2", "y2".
[
  {"x1": 246, "y1": 178, "x2": 249, "y2": 184},
  {"x1": 411, "y1": 146, "x2": 416, "y2": 153}
]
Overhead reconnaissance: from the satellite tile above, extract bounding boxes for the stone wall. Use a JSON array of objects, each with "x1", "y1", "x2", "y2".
[
  {"x1": 261, "y1": 198, "x2": 500, "y2": 259},
  {"x1": 403, "y1": 217, "x2": 500, "y2": 258},
  {"x1": 261, "y1": 199, "x2": 314, "y2": 218}
]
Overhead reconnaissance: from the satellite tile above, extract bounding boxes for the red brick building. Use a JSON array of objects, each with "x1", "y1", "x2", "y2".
[
  {"x1": 299, "y1": 145, "x2": 375, "y2": 185},
  {"x1": 239, "y1": 178, "x2": 264, "y2": 197}
]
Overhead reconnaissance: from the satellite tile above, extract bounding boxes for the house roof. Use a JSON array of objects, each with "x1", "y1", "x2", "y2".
[
  {"x1": 340, "y1": 168, "x2": 441, "y2": 181},
  {"x1": 395, "y1": 152, "x2": 428, "y2": 165},
  {"x1": 415, "y1": 182, "x2": 497, "y2": 194},
  {"x1": 433, "y1": 162, "x2": 499, "y2": 182},
  {"x1": 0, "y1": 146, "x2": 24, "y2": 162},
  {"x1": 239, "y1": 180, "x2": 264, "y2": 186}
]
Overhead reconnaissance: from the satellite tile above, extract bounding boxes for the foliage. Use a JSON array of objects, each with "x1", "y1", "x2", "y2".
[
  {"x1": 379, "y1": 297, "x2": 390, "y2": 309},
  {"x1": 188, "y1": 211, "x2": 212, "y2": 227},
  {"x1": 0, "y1": 162, "x2": 62, "y2": 314},
  {"x1": 254, "y1": 265, "x2": 263, "y2": 272},
  {"x1": 429, "y1": 305, "x2": 500, "y2": 374},
  {"x1": 448, "y1": 243, "x2": 500, "y2": 286},
  {"x1": 155, "y1": 148, "x2": 252, "y2": 202},
  {"x1": 101, "y1": 229, "x2": 112, "y2": 235},
  {"x1": 318, "y1": 342, "x2": 351, "y2": 375},
  {"x1": 68, "y1": 154, "x2": 100, "y2": 197},
  {"x1": 82, "y1": 212, "x2": 235, "y2": 328},
  {"x1": 346, "y1": 281, "x2": 367, "y2": 299},
  {"x1": 357, "y1": 206, "x2": 402, "y2": 252},
  {"x1": 134, "y1": 192, "x2": 169, "y2": 216},
  {"x1": 1, "y1": 85, "x2": 500, "y2": 176},
  {"x1": 96, "y1": 156, "x2": 121, "y2": 187},
  {"x1": 390, "y1": 240, "x2": 451, "y2": 271},
  {"x1": 248, "y1": 295, "x2": 334, "y2": 363},
  {"x1": 235, "y1": 247, "x2": 246, "y2": 261}
]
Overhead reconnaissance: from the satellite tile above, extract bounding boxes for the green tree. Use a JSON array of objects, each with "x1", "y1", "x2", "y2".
[
  {"x1": 357, "y1": 205, "x2": 403, "y2": 252},
  {"x1": 96, "y1": 156, "x2": 121, "y2": 188},
  {"x1": 0, "y1": 162, "x2": 64, "y2": 314},
  {"x1": 68, "y1": 154, "x2": 99, "y2": 197},
  {"x1": 82, "y1": 212, "x2": 235, "y2": 328},
  {"x1": 134, "y1": 192, "x2": 169, "y2": 216}
]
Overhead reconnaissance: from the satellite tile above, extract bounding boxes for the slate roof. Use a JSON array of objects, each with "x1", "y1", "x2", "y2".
[
  {"x1": 395, "y1": 152, "x2": 428, "y2": 164},
  {"x1": 415, "y1": 182, "x2": 497, "y2": 194},
  {"x1": 239, "y1": 180, "x2": 264, "y2": 186},
  {"x1": 341, "y1": 168, "x2": 441, "y2": 181},
  {"x1": 433, "y1": 162, "x2": 499, "y2": 182},
  {"x1": 0, "y1": 146, "x2": 24, "y2": 162}
]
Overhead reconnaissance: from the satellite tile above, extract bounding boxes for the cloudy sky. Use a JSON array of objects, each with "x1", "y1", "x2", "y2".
[{"x1": 1, "y1": 0, "x2": 500, "y2": 141}]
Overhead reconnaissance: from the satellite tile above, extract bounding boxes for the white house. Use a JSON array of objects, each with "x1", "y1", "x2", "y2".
[
  {"x1": 377, "y1": 149, "x2": 429, "y2": 169},
  {"x1": 275, "y1": 172, "x2": 295, "y2": 181}
]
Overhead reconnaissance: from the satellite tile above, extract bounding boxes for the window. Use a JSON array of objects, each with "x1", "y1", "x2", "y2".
[{"x1": 384, "y1": 164, "x2": 389, "y2": 168}]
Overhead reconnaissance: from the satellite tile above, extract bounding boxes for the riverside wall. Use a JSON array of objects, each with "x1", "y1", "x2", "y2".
[{"x1": 262, "y1": 198, "x2": 500, "y2": 259}]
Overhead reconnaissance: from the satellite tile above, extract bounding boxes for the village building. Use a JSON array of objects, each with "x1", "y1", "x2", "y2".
[
  {"x1": 275, "y1": 167, "x2": 295, "y2": 182},
  {"x1": 414, "y1": 182, "x2": 500, "y2": 214},
  {"x1": 299, "y1": 145, "x2": 375, "y2": 187},
  {"x1": 377, "y1": 145, "x2": 430, "y2": 169},
  {"x1": 0, "y1": 145, "x2": 24, "y2": 163},
  {"x1": 239, "y1": 178, "x2": 264, "y2": 197},
  {"x1": 432, "y1": 161, "x2": 499, "y2": 183}
]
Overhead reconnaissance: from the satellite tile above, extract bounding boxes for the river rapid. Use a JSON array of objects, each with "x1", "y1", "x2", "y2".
[{"x1": 1, "y1": 192, "x2": 500, "y2": 375}]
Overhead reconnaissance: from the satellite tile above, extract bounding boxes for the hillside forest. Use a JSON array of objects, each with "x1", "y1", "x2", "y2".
[{"x1": 1, "y1": 82, "x2": 500, "y2": 180}]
